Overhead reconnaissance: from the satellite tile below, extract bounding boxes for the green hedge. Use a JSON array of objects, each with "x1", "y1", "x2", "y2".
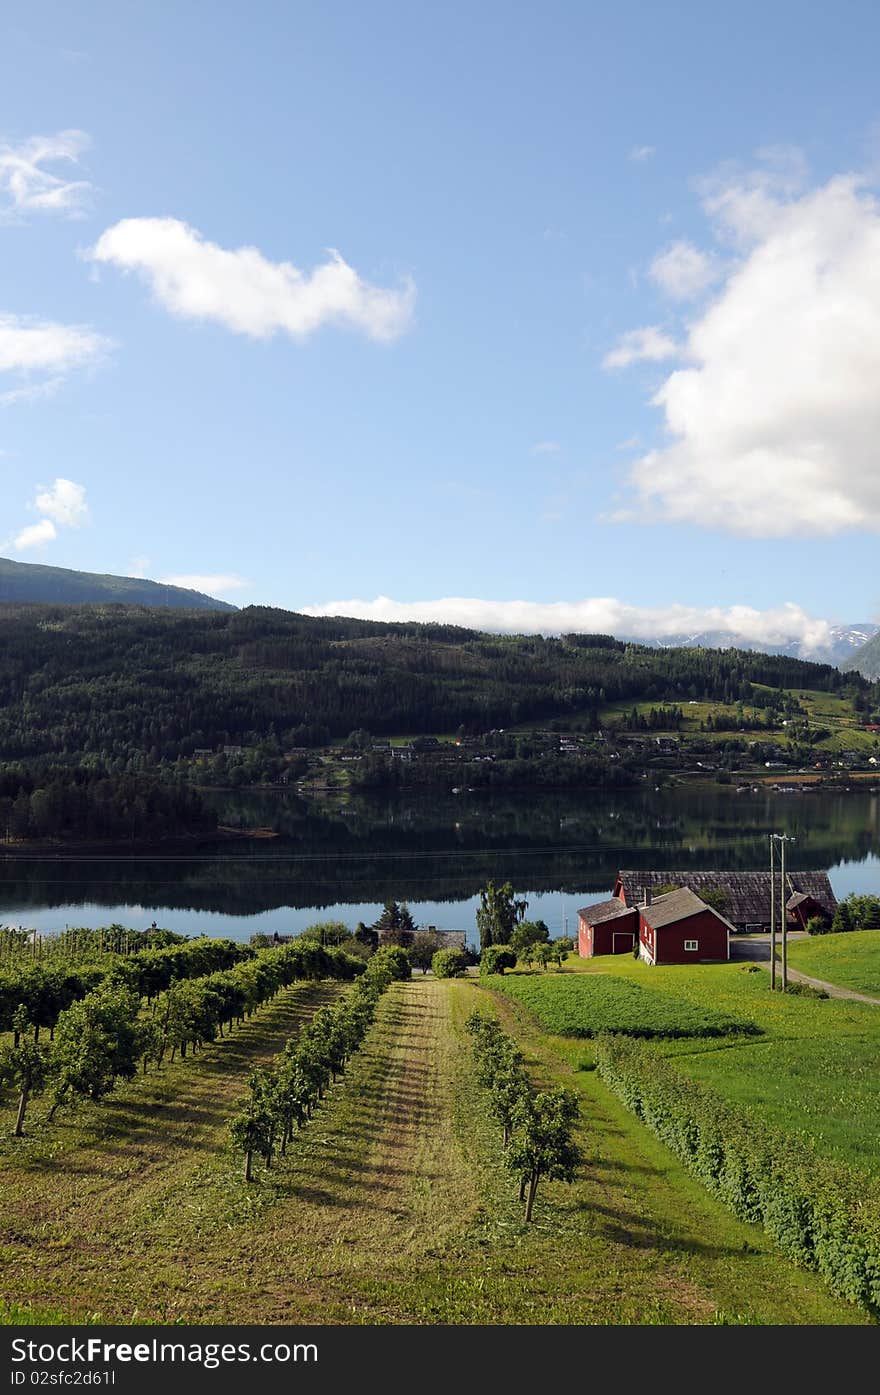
[{"x1": 595, "y1": 1034, "x2": 880, "y2": 1314}]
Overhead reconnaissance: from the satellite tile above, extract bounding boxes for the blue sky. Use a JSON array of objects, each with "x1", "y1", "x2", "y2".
[{"x1": 3, "y1": 0, "x2": 880, "y2": 650}]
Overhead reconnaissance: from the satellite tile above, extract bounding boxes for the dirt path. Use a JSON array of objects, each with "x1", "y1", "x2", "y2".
[{"x1": 768, "y1": 963, "x2": 880, "y2": 1004}]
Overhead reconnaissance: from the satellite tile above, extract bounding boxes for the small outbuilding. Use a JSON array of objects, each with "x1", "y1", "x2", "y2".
[{"x1": 577, "y1": 898, "x2": 639, "y2": 957}]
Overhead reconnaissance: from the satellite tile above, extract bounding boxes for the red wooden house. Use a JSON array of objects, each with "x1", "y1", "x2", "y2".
[
  {"x1": 637, "y1": 887, "x2": 731, "y2": 965},
  {"x1": 577, "y1": 899, "x2": 639, "y2": 957}
]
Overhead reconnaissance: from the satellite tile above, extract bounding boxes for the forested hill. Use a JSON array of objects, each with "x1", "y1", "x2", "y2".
[
  {"x1": 0, "y1": 604, "x2": 872, "y2": 768},
  {"x1": 0, "y1": 557, "x2": 235, "y2": 611}
]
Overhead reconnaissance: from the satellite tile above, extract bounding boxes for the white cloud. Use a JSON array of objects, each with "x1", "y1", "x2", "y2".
[
  {"x1": 160, "y1": 573, "x2": 250, "y2": 596},
  {"x1": 622, "y1": 166, "x2": 880, "y2": 535},
  {"x1": 603, "y1": 325, "x2": 679, "y2": 369},
  {"x1": 299, "y1": 595, "x2": 833, "y2": 653},
  {"x1": 0, "y1": 130, "x2": 92, "y2": 219},
  {"x1": 532, "y1": 440, "x2": 561, "y2": 454},
  {"x1": 697, "y1": 145, "x2": 809, "y2": 246},
  {"x1": 0, "y1": 315, "x2": 109, "y2": 405},
  {"x1": 0, "y1": 377, "x2": 64, "y2": 407},
  {"x1": 35, "y1": 478, "x2": 89, "y2": 528},
  {"x1": 0, "y1": 315, "x2": 107, "y2": 375},
  {"x1": 13, "y1": 519, "x2": 57, "y2": 551},
  {"x1": 648, "y1": 240, "x2": 719, "y2": 300},
  {"x1": 629, "y1": 145, "x2": 655, "y2": 163},
  {"x1": 8, "y1": 477, "x2": 90, "y2": 553},
  {"x1": 89, "y1": 218, "x2": 415, "y2": 343}
]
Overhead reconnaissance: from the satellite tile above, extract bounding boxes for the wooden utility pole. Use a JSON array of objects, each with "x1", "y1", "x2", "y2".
[
  {"x1": 780, "y1": 834, "x2": 794, "y2": 990},
  {"x1": 769, "y1": 834, "x2": 776, "y2": 990}
]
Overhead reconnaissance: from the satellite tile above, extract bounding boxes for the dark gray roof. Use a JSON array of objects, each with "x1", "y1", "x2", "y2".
[
  {"x1": 577, "y1": 898, "x2": 635, "y2": 925},
  {"x1": 615, "y1": 870, "x2": 837, "y2": 924},
  {"x1": 640, "y1": 887, "x2": 731, "y2": 931}
]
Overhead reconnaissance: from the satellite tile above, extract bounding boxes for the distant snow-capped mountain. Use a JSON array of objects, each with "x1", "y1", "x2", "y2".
[{"x1": 622, "y1": 623, "x2": 879, "y2": 668}]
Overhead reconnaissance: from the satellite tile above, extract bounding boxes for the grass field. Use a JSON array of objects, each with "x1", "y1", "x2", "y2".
[
  {"x1": 787, "y1": 930, "x2": 880, "y2": 996},
  {"x1": 560, "y1": 954, "x2": 880, "y2": 1176},
  {"x1": 0, "y1": 974, "x2": 866, "y2": 1325},
  {"x1": 486, "y1": 970, "x2": 759, "y2": 1038}
]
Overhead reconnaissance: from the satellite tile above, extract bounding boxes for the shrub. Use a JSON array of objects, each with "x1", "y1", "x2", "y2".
[
  {"x1": 480, "y1": 945, "x2": 517, "y2": 976},
  {"x1": 432, "y1": 947, "x2": 468, "y2": 978},
  {"x1": 371, "y1": 945, "x2": 411, "y2": 980}
]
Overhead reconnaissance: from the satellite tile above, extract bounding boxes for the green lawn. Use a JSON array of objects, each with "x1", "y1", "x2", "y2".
[
  {"x1": 787, "y1": 930, "x2": 880, "y2": 996},
  {"x1": 559, "y1": 954, "x2": 880, "y2": 1177}
]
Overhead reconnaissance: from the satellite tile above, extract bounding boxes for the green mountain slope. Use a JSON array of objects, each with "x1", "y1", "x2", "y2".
[
  {"x1": 0, "y1": 604, "x2": 872, "y2": 768},
  {"x1": 0, "y1": 557, "x2": 236, "y2": 611}
]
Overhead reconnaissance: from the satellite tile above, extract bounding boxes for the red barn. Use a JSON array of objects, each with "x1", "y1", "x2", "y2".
[
  {"x1": 577, "y1": 899, "x2": 639, "y2": 957},
  {"x1": 637, "y1": 887, "x2": 731, "y2": 965}
]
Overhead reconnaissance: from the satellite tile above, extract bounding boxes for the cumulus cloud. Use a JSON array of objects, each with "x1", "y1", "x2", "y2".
[
  {"x1": 0, "y1": 129, "x2": 92, "y2": 219},
  {"x1": 602, "y1": 325, "x2": 679, "y2": 369},
  {"x1": 629, "y1": 145, "x2": 656, "y2": 163},
  {"x1": 160, "y1": 573, "x2": 250, "y2": 596},
  {"x1": 35, "y1": 478, "x2": 89, "y2": 527},
  {"x1": 12, "y1": 519, "x2": 57, "y2": 551},
  {"x1": 648, "y1": 240, "x2": 719, "y2": 300},
  {"x1": 299, "y1": 595, "x2": 834, "y2": 653},
  {"x1": 88, "y1": 218, "x2": 415, "y2": 343},
  {"x1": 620, "y1": 165, "x2": 880, "y2": 534},
  {"x1": 10, "y1": 477, "x2": 90, "y2": 552}
]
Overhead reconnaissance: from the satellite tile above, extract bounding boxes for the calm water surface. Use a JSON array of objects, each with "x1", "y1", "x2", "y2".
[{"x1": 1, "y1": 785, "x2": 877, "y2": 943}]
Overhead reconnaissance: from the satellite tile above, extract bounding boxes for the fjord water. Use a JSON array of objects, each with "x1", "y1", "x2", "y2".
[{"x1": 1, "y1": 784, "x2": 878, "y2": 943}]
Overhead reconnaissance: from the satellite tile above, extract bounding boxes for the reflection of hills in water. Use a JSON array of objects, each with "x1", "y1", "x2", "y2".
[{"x1": 1, "y1": 786, "x2": 877, "y2": 916}]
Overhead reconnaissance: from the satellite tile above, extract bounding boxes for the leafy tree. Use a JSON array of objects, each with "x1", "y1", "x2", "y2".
[
  {"x1": 506, "y1": 1087, "x2": 582, "y2": 1222},
  {"x1": 48, "y1": 984, "x2": 142, "y2": 1118},
  {"x1": 296, "y1": 921, "x2": 351, "y2": 947},
  {"x1": 476, "y1": 881, "x2": 527, "y2": 951},
  {"x1": 534, "y1": 943, "x2": 554, "y2": 971},
  {"x1": 408, "y1": 930, "x2": 442, "y2": 974},
  {"x1": 0, "y1": 1009, "x2": 49, "y2": 1135},
  {"x1": 432, "y1": 947, "x2": 468, "y2": 978},
  {"x1": 230, "y1": 1099, "x2": 273, "y2": 1183},
  {"x1": 353, "y1": 923, "x2": 379, "y2": 953},
  {"x1": 548, "y1": 942, "x2": 568, "y2": 970},
  {"x1": 479, "y1": 945, "x2": 517, "y2": 975},
  {"x1": 488, "y1": 1056, "x2": 531, "y2": 1147},
  {"x1": 509, "y1": 920, "x2": 550, "y2": 954}
]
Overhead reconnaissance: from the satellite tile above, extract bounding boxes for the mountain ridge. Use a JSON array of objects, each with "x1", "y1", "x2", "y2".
[{"x1": 0, "y1": 556, "x2": 236, "y2": 611}]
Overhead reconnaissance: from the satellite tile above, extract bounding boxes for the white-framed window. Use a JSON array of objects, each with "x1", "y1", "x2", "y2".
[
  {"x1": 745, "y1": 923, "x2": 763, "y2": 932},
  {"x1": 684, "y1": 939, "x2": 699, "y2": 952}
]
